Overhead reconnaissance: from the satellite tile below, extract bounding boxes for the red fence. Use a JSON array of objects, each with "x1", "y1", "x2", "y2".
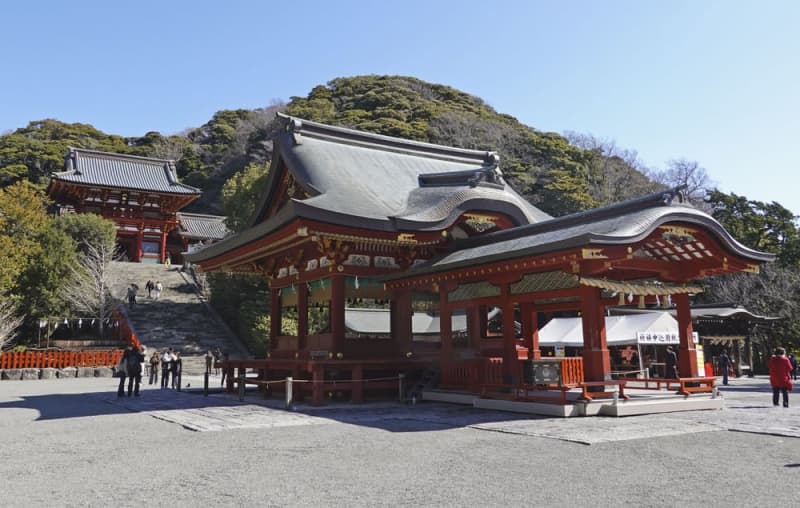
[
  {"x1": 440, "y1": 357, "x2": 504, "y2": 393},
  {"x1": 0, "y1": 350, "x2": 124, "y2": 370}
]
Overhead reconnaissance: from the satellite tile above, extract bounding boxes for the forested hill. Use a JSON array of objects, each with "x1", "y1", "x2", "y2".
[{"x1": 0, "y1": 75, "x2": 659, "y2": 217}]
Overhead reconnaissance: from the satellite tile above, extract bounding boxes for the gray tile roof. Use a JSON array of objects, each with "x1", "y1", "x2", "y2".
[
  {"x1": 252, "y1": 114, "x2": 549, "y2": 230},
  {"x1": 186, "y1": 115, "x2": 550, "y2": 264},
  {"x1": 52, "y1": 148, "x2": 201, "y2": 195},
  {"x1": 177, "y1": 213, "x2": 230, "y2": 241},
  {"x1": 389, "y1": 187, "x2": 776, "y2": 278}
]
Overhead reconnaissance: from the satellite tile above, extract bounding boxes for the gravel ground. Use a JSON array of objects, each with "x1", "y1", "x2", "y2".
[{"x1": 0, "y1": 375, "x2": 798, "y2": 507}]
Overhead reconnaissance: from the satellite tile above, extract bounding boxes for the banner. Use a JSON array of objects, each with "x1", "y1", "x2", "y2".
[{"x1": 637, "y1": 331, "x2": 699, "y2": 344}]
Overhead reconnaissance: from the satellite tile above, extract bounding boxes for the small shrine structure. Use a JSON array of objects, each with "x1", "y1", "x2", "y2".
[
  {"x1": 185, "y1": 114, "x2": 774, "y2": 405},
  {"x1": 47, "y1": 148, "x2": 216, "y2": 263}
]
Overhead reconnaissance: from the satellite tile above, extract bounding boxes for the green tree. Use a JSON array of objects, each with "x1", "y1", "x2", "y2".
[
  {"x1": 56, "y1": 213, "x2": 117, "y2": 255},
  {"x1": 0, "y1": 181, "x2": 52, "y2": 295},
  {"x1": 221, "y1": 163, "x2": 271, "y2": 232},
  {"x1": 707, "y1": 190, "x2": 800, "y2": 266}
]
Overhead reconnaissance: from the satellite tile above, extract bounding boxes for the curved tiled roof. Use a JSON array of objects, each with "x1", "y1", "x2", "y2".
[
  {"x1": 391, "y1": 187, "x2": 775, "y2": 277},
  {"x1": 177, "y1": 213, "x2": 230, "y2": 241},
  {"x1": 252, "y1": 114, "x2": 549, "y2": 231},
  {"x1": 52, "y1": 148, "x2": 200, "y2": 195}
]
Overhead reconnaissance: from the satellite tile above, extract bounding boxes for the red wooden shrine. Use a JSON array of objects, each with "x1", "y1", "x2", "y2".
[{"x1": 186, "y1": 115, "x2": 774, "y2": 404}]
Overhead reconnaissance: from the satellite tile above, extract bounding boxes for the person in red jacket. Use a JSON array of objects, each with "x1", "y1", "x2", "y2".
[{"x1": 768, "y1": 347, "x2": 794, "y2": 408}]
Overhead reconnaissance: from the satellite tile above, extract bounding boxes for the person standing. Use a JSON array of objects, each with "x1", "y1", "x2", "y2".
[
  {"x1": 172, "y1": 351, "x2": 182, "y2": 390},
  {"x1": 154, "y1": 281, "x2": 163, "y2": 300},
  {"x1": 124, "y1": 346, "x2": 145, "y2": 397},
  {"x1": 160, "y1": 349, "x2": 171, "y2": 389},
  {"x1": 718, "y1": 350, "x2": 732, "y2": 385},
  {"x1": 205, "y1": 351, "x2": 213, "y2": 375},
  {"x1": 145, "y1": 280, "x2": 154, "y2": 298},
  {"x1": 117, "y1": 347, "x2": 131, "y2": 397},
  {"x1": 213, "y1": 348, "x2": 222, "y2": 376},
  {"x1": 768, "y1": 347, "x2": 793, "y2": 408},
  {"x1": 789, "y1": 353, "x2": 798, "y2": 381},
  {"x1": 148, "y1": 351, "x2": 160, "y2": 385},
  {"x1": 665, "y1": 346, "x2": 679, "y2": 379}
]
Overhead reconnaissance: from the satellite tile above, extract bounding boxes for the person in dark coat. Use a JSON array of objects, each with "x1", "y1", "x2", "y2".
[
  {"x1": 789, "y1": 354, "x2": 798, "y2": 381},
  {"x1": 117, "y1": 346, "x2": 144, "y2": 397},
  {"x1": 768, "y1": 347, "x2": 794, "y2": 408},
  {"x1": 718, "y1": 350, "x2": 732, "y2": 385},
  {"x1": 665, "y1": 346, "x2": 679, "y2": 379},
  {"x1": 172, "y1": 351, "x2": 182, "y2": 390}
]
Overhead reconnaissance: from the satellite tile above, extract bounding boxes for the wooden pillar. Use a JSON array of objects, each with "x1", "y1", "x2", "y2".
[
  {"x1": 521, "y1": 302, "x2": 540, "y2": 360},
  {"x1": 674, "y1": 293, "x2": 698, "y2": 377},
  {"x1": 391, "y1": 288, "x2": 413, "y2": 354},
  {"x1": 297, "y1": 280, "x2": 308, "y2": 353},
  {"x1": 479, "y1": 304, "x2": 488, "y2": 338},
  {"x1": 160, "y1": 230, "x2": 167, "y2": 263},
  {"x1": 330, "y1": 274, "x2": 345, "y2": 354},
  {"x1": 270, "y1": 288, "x2": 281, "y2": 353},
  {"x1": 312, "y1": 365, "x2": 324, "y2": 405},
  {"x1": 352, "y1": 365, "x2": 363, "y2": 403},
  {"x1": 580, "y1": 285, "x2": 611, "y2": 382},
  {"x1": 501, "y1": 296, "x2": 517, "y2": 382},
  {"x1": 439, "y1": 284, "x2": 453, "y2": 362},
  {"x1": 136, "y1": 229, "x2": 144, "y2": 262},
  {"x1": 467, "y1": 306, "x2": 482, "y2": 351}
]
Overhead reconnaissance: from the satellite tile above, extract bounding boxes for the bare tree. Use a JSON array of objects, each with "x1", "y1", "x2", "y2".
[
  {"x1": 0, "y1": 298, "x2": 23, "y2": 350},
  {"x1": 647, "y1": 158, "x2": 715, "y2": 208},
  {"x1": 60, "y1": 242, "x2": 122, "y2": 339}
]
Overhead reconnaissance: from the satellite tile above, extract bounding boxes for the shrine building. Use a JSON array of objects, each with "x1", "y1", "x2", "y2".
[
  {"x1": 48, "y1": 148, "x2": 225, "y2": 263},
  {"x1": 185, "y1": 114, "x2": 774, "y2": 406}
]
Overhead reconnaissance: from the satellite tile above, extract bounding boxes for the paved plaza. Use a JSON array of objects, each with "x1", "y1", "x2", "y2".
[{"x1": 0, "y1": 375, "x2": 798, "y2": 507}]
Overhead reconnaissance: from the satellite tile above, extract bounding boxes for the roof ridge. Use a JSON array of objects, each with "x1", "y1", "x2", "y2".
[
  {"x1": 452, "y1": 186, "x2": 689, "y2": 249},
  {"x1": 276, "y1": 113, "x2": 499, "y2": 166},
  {"x1": 68, "y1": 147, "x2": 175, "y2": 165}
]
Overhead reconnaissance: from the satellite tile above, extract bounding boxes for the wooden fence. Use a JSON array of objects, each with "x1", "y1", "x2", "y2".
[{"x1": 0, "y1": 349, "x2": 124, "y2": 370}]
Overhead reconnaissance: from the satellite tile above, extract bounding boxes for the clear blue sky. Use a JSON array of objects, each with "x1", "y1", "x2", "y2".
[{"x1": 3, "y1": 1, "x2": 798, "y2": 213}]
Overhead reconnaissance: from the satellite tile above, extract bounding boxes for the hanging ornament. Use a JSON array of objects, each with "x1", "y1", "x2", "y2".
[
  {"x1": 64, "y1": 318, "x2": 68, "y2": 325},
  {"x1": 39, "y1": 320, "x2": 47, "y2": 329},
  {"x1": 354, "y1": 276, "x2": 360, "y2": 290},
  {"x1": 91, "y1": 319, "x2": 96, "y2": 326},
  {"x1": 78, "y1": 318, "x2": 83, "y2": 327},
  {"x1": 626, "y1": 293, "x2": 634, "y2": 303}
]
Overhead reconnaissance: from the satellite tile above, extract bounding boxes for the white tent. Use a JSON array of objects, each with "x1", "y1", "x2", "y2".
[{"x1": 537, "y1": 312, "x2": 680, "y2": 347}]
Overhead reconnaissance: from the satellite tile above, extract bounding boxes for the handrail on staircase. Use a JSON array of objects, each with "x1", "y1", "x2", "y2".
[{"x1": 113, "y1": 305, "x2": 141, "y2": 350}]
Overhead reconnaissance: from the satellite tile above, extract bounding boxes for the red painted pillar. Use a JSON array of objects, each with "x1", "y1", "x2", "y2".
[
  {"x1": 297, "y1": 280, "x2": 308, "y2": 354},
  {"x1": 391, "y1": 288, "x2": 413, "y2": 354},
  {"x1": 521, "y1": 302, "x2": 541, "y2": 360},
  {"x1": 675, "y1": 293, "x2": 698, "y2": 377},
  {"x1": 160, "y1": 230, "x2": 167, "y2": 263},
  {"x1": 330, "y1": 274, "x2": 345, "y2": 354},
  {"x1": 312, "y1": 365, "x2": 324, "y2": 405},
  {"x1": 467, "y1": 306, "x2": 482, "y2": 352},
  {"x1": 501, "y1": 297, "x2": 518, "y2": 382},
  {"x1": 270, "y1": 288, "x2": 281, "y2": 353},
  {"x1": 136, "y1": 229, "x2": 144, "y2": 262},
  {"x1": 439, "y1": 286, "x2": 453, "y2": 363},
  {"x1": 580, "y1": 285, "x2": 611, "y2": 382},
  {"x1": 352, "y1": 365, "x2": 363, "y2": 403}
]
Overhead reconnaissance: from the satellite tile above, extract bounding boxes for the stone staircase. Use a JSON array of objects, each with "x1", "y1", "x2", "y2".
[{"x1": 110, "y1": 261, "x2": 250, "y2": 374}]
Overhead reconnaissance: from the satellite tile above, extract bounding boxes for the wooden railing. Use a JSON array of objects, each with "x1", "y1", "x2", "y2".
[
  {"x1": 113, "y1": 305, "x2": 141, "y2": 349},
  {"x1": 0, "y1": 349, "x2": 124, "y2": 370},
  {"x1": 440, "y1": 357, "x2": 504, "y2": 393}
]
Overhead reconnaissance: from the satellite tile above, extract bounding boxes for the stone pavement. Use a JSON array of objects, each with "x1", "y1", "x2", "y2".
[{"x1": 100, "y1": 373, "x2": 799, "y2": 444}]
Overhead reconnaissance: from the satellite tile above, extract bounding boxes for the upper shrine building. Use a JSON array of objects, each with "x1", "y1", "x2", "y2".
[
  {"x1": 184, "y1": 114, "x2": 773, "y2": 405},
  {"x1": 47, "y1": 148, "x2": 227, "y2": 263}
]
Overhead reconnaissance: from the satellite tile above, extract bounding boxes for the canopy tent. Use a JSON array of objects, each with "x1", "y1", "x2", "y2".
[{"x1": 538, "y1": 312, "x2": 681, "y2": 347}]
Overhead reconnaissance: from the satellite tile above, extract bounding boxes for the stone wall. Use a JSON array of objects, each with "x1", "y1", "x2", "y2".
[{"x1": 0, "y1": 367, "x2": 115, "y2": 380}]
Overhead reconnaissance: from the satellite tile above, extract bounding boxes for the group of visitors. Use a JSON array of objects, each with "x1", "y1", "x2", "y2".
[
  {"x1": 144, "y1": 279, "x2": 163, "y2": 300},
  {"x1": 126, "y1": 284, "x2": 139, "y2": 306},
  {"x1": 145, "y1": 348, "x2": 183, "y2": 390}
]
